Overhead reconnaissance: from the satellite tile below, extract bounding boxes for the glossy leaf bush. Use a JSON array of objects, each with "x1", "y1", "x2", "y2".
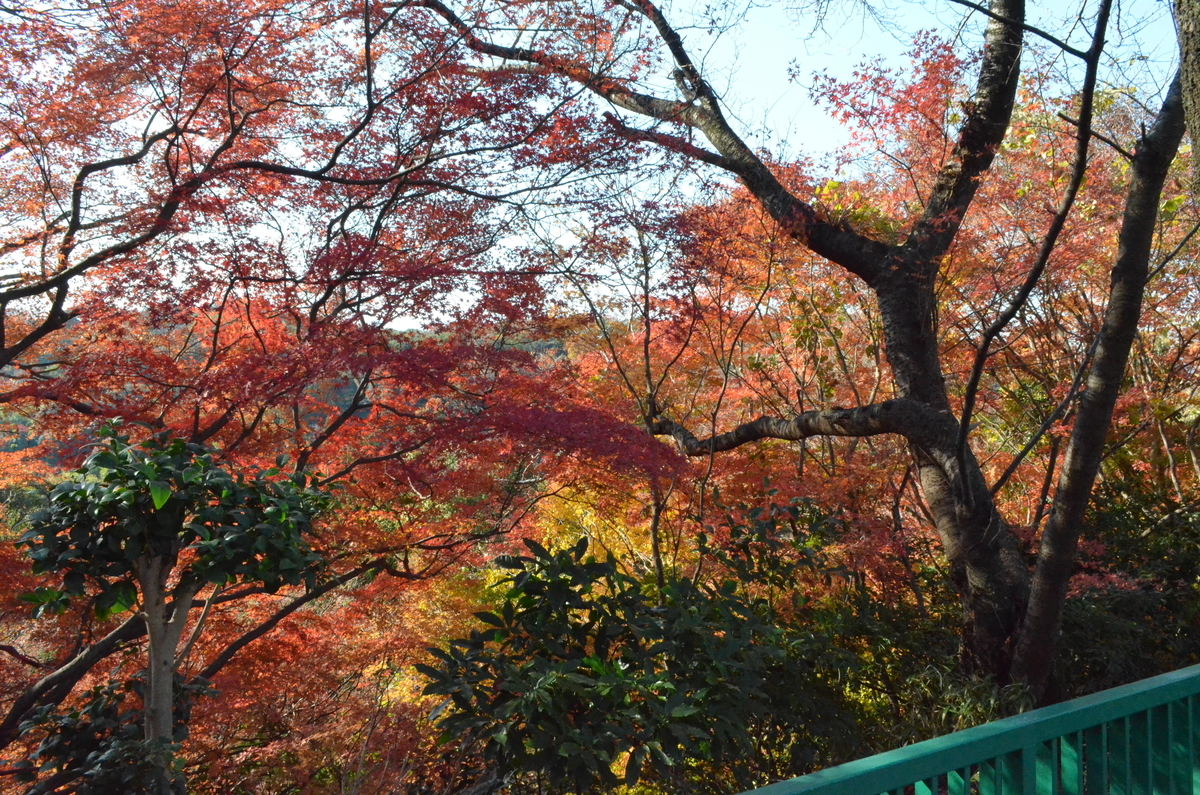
[{"x1": 420, "y1": 537, "x2": 856, "y2": 793}]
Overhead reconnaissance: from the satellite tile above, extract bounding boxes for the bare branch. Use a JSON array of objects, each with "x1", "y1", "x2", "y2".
[
  {"x1": 989, "y1": 333, "x2": 1099, "y2": 495},
  {"x1": 404, "y1": 0, "x2": 895, "y2": 284},
  {"x1": 649, "y1": 398, "x2": 956, "y2": 456},
  {"x1": 947, "y1": 0, "x2": 1088, "y2": 59},
  {"x1": 0, "y1": 614, "x2": 145, "y2": 751},
  {"x1": 956, "y1": 0, "x2": 1112, "y2": 466},
  {"x1": 0, "y1": 644, "x2": 50, "y2": 669},
  {"x1": 602, "y1": 113, "x2": 729, "y2": 169},
  {"x1": 192, "y1": 560, "x2": 410, "y2": 683}
]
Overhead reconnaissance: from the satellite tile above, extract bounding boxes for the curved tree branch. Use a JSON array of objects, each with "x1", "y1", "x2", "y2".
[
  {"x1": 192, "y1": 560, "x2": 410, "y2": 683},
  {"x1": 404, "y1": 0, "x2": 895, "y2": 284},
  {"x1": 0, "y1": 614, "x2": 146, "y2": 751},
  {"x1": 897, "y1": 0, "x2": 1027, "y2": 267},
  {"x1": 649, "y1": 398, "x2": 957, "y2": 456}
]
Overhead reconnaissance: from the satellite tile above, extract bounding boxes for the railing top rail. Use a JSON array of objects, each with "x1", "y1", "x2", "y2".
[{"x1": 748, "y1": 663, "x2": 1200, "y2": 795}]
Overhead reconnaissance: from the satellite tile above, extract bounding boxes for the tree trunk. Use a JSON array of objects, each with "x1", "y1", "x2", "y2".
[
  {"x1": 1009, "y1": 75, "x2": 1186, "y2": 700},
  {"x1": 874, "y1": 269, "x2": 1032, "y2": 676},
  {"x1": 1177, "y1": 0, "x2": 1200, "y2": 195},
  {"x1": 136, "y1": 555, "x2": 200, "y2": 794}
]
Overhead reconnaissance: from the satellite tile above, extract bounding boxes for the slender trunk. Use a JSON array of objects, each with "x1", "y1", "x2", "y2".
[
  {"x1": 649, "y1": 491, "x2": 666, "y2": 602},
  {"x1": 1009, "y1": 76, "x2": 1186, "y2": 701},
  {"x1": 136, "y1": 555, "x2": 199, "y2": 794},
  {"x1": 137, "y1": 555, "x2": 173, "y2": 745}
]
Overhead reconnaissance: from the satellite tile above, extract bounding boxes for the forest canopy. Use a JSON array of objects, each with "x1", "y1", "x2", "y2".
[{"x1": 2, "y1": 0, "x2": 1200, "y2": 793}]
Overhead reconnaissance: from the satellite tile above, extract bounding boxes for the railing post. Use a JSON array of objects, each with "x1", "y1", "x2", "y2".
[
  {"x1": 1131, "y1": 710, "x2": 1150, "y2": 795},
  {"x1": 1151, "y1": 704, "x2": 1170, "y2": 793},
  {"x1": 1111, "y1": 717, "x2": 1130, "y2": 795},
  {"x1": 1191, "y1": 695, "x2": 1200, "y2": 795},
  {"x1": 1168, "y1": 698, "x2": 1190, "y2": 794},
  {"x1": 998, "y1": 749, "x2": 1030, "y2": 794},
  {"x1": 1062, "y1": 731, "x2": 1083, "y2": 795},
  {"x1": 982, "y1": 758, "x2": 998, "y2": 795},
  {"x1": 948, "y1": 766, "x2": 970, "y2": 795}
]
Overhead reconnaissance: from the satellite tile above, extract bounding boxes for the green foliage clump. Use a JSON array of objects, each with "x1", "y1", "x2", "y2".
[
  {"x1": 12, "y1": 681, "x2": 157, "y2": 794},
  {"x1": 17, "y1": 425, "x2": 327, "y2": 619},
  {"x1": 419, "y1": 536, "x2": 857, "y2": 795}
]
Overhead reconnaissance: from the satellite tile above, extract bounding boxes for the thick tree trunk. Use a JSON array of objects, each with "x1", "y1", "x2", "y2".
[
  {"x1": 721, "y1": 0, "x2": 1031, "y2": 679},
  {"x1": 1009, "y1": 76, "x2": 1186, "y2": 700},
  {"x1": 910, "y1": 444, "x2": 1030, "y2": 675},
  {"x1": 875, "y1": 272, "x2": 1031, "y2": 676}
]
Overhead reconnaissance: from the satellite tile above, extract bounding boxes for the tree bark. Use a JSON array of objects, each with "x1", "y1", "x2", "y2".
[
  {"x1": 1177, "y1": 0, "x2": 1200, "y2": 195},
  {"x1": 135, "y1": 554, "x2": 199, "y2": 794},
  {"x1": 1009, "y1": 75, "x2": 1186, "y2": 700}
]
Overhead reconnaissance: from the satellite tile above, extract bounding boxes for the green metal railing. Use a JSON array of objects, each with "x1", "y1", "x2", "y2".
[{"x1": 745, "y1": 663, "x2": 1200, "y2": 795}]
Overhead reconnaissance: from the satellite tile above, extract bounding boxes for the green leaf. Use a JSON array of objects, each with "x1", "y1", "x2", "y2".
[
  {"x1": 148, "y1": 481, "x2": 172, "y2": 510},
  {"x1": 522, "y1": 538, "x2": 551, "y2": 559},
  {"x1": 474, "y1": 611, "x2": 504, "y2": 628},
  {"x1": 625, "y1": 745, "x2": 648, "y2": 785},
  {"x1": 95, "y1": 581, "x2": 137, "y2": 620},
  {"x1": 669, "y1": 703, "x2": 701, "y2": 718}
]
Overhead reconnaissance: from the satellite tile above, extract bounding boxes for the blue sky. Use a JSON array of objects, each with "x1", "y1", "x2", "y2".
[{"x1": 665, "y1": 0, "x2": 1180, "y2": 162}]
